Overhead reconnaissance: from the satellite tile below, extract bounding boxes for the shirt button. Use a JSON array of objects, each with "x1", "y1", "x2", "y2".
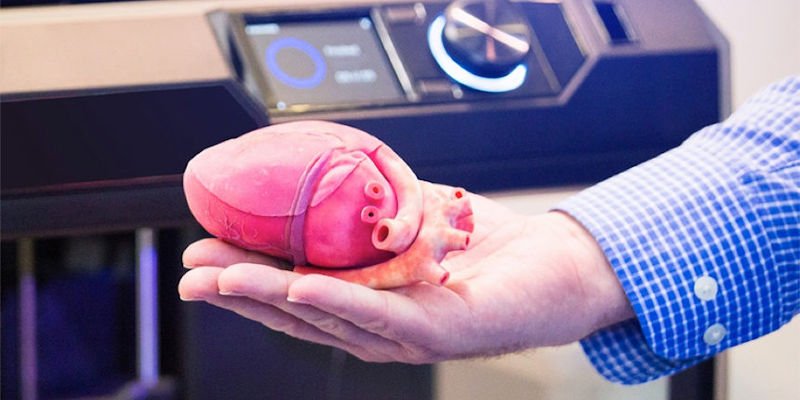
[
  {"x1": 694, "y1": 275, "x2": 718, "y2": 301},
  {"x1": 703, "y1": 323, "x2": 727, "y2": 345}
]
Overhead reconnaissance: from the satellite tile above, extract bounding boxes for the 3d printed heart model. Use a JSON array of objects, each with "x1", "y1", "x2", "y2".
[{"x1": 183, "y1": 121, "x2": 474, "y2": 289}]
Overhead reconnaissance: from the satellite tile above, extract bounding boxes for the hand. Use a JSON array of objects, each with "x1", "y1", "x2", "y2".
[{"x1": 178, "y1": 188, "x2": 633, "y2": 363}]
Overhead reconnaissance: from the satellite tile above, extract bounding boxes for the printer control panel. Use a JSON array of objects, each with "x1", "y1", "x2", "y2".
[{"x1": 229, "y1": 0, "x2": 584, "y2": 115}]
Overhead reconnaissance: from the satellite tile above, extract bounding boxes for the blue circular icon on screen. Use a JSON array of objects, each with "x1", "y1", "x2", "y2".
[{"x1": 265, "y1": 37, "x2": 326, "y2": 89}]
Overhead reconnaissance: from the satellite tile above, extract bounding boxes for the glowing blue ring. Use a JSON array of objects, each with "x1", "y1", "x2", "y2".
[
  {"x1": 427, "y1": 15, "x2": 527, "y2": 93},
  {"x1": 265, "y1": 37, "x2": 326, "y2": 89}
]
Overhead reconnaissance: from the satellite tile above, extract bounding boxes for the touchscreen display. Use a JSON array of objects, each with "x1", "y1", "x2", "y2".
[{"x1": 245, "y1": 17, "x2": 404, "y2": 110}]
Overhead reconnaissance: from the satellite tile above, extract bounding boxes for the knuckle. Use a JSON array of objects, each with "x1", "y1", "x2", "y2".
[
  {"x1": 267, "y1": 318, "x2": 301, "y2": 335},
  {"x1": 401, "y1": 346, "x2": 436, "y2": 364},
  {"x1": 305, "y1": 313, "x2": 345, "y2": 335},
  {"x1": 317, "y1": 319, "x2": 343, "y2": 334},
  {"x1": 360, "y1": 316, "x2": 390, "y2": 335}
]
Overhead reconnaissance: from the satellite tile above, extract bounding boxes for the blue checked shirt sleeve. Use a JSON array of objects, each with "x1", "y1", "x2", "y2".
[{"x1": 555, "y1": 76, "x2": 800, "y2": 384}]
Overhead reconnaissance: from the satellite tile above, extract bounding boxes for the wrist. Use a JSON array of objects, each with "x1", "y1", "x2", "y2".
[{"x1": 550, "y1": 211, "x2": 634, "y2": 332}]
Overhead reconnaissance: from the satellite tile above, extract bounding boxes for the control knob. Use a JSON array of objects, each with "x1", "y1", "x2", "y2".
[{"x1": 428, "y1": 0, "x2": 532, "y2": 92}]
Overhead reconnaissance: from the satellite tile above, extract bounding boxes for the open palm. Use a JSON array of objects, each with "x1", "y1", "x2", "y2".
[{"x1": 178, "y1": 186, "x2": 632, "y2": 363}]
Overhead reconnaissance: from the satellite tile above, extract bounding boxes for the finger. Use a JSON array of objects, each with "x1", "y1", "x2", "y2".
[
  {"x1": 182, "y1": 238, "x2": 286, "y2": 269},
  {"x1": 287, "y1": 274, "x2": 433, "y2": 344},
  {"x1": 178, "y1": 266, "x2": 223, "y2": 300},
  {"x1": 217, "y1": 264, "x2": 408, "y2": 359},
  {"x1": 179, "y1": 267, "x2": 389, "y2": 361},
  {"x1": 216, "y1": 262, "x2": 301, "y2": 300}
]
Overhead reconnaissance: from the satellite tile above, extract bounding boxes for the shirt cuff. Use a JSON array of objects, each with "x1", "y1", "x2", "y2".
[{"x1": 555, "y1": 141, "x2": 788, "y2": 384}]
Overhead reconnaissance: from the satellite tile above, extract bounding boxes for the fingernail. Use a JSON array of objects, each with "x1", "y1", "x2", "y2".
[
  {"x1": 180, "y1": 294, "x2": 203, "y2": 301},
  {"x1": 286, "y1": 296, "x2": 308, "y2": 304},
  {"x1": 219, "y1": 290, "x2": 245, "y2": 296}
]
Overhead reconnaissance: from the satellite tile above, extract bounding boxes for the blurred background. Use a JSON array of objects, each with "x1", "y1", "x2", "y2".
[{"x1": 1, "y1": 0, "x2": 797, "y2": 399}]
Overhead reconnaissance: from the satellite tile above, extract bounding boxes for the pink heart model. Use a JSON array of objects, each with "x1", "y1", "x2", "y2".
[{"x1": 183, "y1": 120, "x2": 473, "y2": 289}]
